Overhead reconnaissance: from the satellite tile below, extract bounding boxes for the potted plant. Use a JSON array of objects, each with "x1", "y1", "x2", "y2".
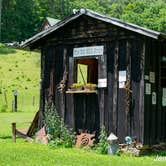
[
  {"x1": 84, "y1": 83, "x2": 97, "y2": 91},
  {"x1": 70, "y1": 83, "x2": 83, "y2": 91}
]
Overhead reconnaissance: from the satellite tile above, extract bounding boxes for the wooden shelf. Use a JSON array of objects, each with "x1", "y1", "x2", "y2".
[{"x1": 66, "y1": 90, "x2": 97, "y2": 94}]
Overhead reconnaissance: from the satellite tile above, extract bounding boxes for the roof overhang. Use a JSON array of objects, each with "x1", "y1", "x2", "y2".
[{"x1": 21, "y1": 8, "x2": 166, "y2": 48}]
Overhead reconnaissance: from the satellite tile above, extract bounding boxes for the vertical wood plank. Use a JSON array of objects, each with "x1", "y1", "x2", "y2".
[
  {"x1": 112, "y1": 41, "x2": 119, "y2": 134},
  {"x1": 60, "y1": 47, "x2": 67, "y2": 120},
  {"x1": 139, "y1": 41, "x2": 145, "y2": 143},
  {"x1": 98, "y1": 43, "x2": 107, "y2": 128},
  {"x1": 38, "y1": 48, "x2": 45, "y2": 128},
  {"x1": 65, "y1": 49, "x2": 75, "y2": 129},
  {"x1": 107, "y1": 42, "x2": 115, "y2": 134},
  {"x1": 126, "y1": 40, "x2": 131, "y2": 136}
]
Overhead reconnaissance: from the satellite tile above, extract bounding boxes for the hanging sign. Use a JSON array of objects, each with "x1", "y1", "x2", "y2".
[
  {"x1": 73, "y1": 46, "x2": 104, "y2": 57},
  {"x1": 98, "y1": 78, "x2": 107, "y2": 88},
  {"x1": 144, "y1": 75, "x2": 149, "y2": 81},
  {"x1": 119, "y1": 71, "x2": 127, "y2": 82},
  {"x1": 119, "y1": 82, "x2": 125, "y2": 88},
  {"x1": 149, "y1": 72, "x2": 155, "y2": 83},
  {"x1": 152, "y1": 92, "x2": 156, "y2": 105},
  {"x1": 145, "y1": 83, "x2": 151, "y2": 95},
  {"x1": 162, "y1": 88, "x2": 166, "y2": 106},
  {"x1": 163, "y1": 88, "x2": 166, "y2": 98}
]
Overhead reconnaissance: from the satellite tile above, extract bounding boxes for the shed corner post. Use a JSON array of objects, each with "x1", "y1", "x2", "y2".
[{"x1": 140, "y1": 41, "x2": 146, "y2": 144}]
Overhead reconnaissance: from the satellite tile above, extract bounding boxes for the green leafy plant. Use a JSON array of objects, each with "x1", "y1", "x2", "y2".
[
  {"x1": 0, "y1": 104, "x2": 8, "y2": 112},
  {"x1": 44, "y1": 103, "x2": 75, "y2": 148},
  {"x1": 97, "y1": 125, "x2": 109, "y2": 154},
  {"x1": 0, "y1": 44, "x2": 16, "y2": 54}
]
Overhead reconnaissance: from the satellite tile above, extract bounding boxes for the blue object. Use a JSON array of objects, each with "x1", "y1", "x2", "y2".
[{"x1": 125, "y1": 136, "x2": 132, "y2": 145}]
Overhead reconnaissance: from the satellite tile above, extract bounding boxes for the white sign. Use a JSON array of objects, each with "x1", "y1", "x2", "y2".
[
  {"x1": 119, "y1": 82, "x2": 125, "y2": 88},
  {"x1": 162, "y1": 97, "x2": 166, "y2": 106},
  {"x1": 152, "y1": 92, "x2": 156, "y2": 105},
  {"x1": 144, "y1": 75, "x2": 149, "y2": 81},
  {"x1": 98, "y1": 78, "x2": 107, "y2": 88},
  {"x1": 119, "y1": 71, "x2": 127, "y2": 82},
  {"x1": 163, "y1": 88, "x2": 166, "y2": 98},
  {"x1": 73, "y1": 46, "x2": 104, "y2": 57},
  {"x1": 162, "y1": 88, "x2": 166, "y2": 106},
  {"x1": 145, "y1": 83, "x2": 151, "y2": 95},
  {"x1": 149, "y1": 72, "x2": 155, "y2": 83}
]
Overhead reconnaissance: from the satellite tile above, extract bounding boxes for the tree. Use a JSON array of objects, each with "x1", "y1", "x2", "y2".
[{"x1": 0, "y1": 0, "x2": 2, "y2": 41}]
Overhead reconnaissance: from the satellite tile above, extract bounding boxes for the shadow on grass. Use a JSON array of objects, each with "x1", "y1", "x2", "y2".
[
  {"x1": 140, "y1": 150, "x2": 166, "y2": 157},
  {"x1": 0, "y1": 44, "x2": 16, "y2": 54},
  {"x1": 0, "y1": 136, "x2": 12, "y2": 139}
]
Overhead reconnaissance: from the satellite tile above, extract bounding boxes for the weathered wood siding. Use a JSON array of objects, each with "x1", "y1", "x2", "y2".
[{"x1": 39, "y1": 15, "x2": 165, "y2": 144}]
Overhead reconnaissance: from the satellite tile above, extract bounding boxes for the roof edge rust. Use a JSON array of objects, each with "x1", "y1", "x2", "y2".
[{"x1": 21, "y1": 8, "x2": 166, "y2": 48}]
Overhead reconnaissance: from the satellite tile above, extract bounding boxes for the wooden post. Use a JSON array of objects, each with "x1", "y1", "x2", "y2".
[
  {"x1": 4, "y1": 90, "x2": 8, "y2": 106},
  {"x1": 14, "y1": 90, "x2": 17, "y2": 112},
  {"x1": 12, "y1": 100, "x2": 14, "y2": 112},
  {"x1": 12, "y1": 122, "x2": 16, "y2": 142},
  {"x1": 32, "y1": 96, "x2": 35, "y2": 106}
]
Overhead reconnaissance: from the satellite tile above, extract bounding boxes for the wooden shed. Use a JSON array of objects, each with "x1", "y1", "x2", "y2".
[{"x1": 22, "y1": 9, "x2": 166, "y2": 145}]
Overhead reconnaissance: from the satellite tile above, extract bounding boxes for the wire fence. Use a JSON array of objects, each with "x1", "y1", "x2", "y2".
[{"x1": 0, "y1": 90, "x2": 39, "y2": 112}]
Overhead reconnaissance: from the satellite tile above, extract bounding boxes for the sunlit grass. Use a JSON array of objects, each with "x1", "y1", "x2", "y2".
[
  {"x1": 0, "y1": 112, "x2": 165, "y2": 166},
  {"x1": 0, "y1": 46, "x2": 40, "y2": 112}
]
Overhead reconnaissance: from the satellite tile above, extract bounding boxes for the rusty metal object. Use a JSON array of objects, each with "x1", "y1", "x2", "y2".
[
  {"x1": 35, "y1": 126, "x2": 50, "y2": 145},
  {"x1": 76, "y1": 133, "x2": 95, "y2": 147},
  {"x1": 125, "y1": 80, "x2": 132, "y2": 113},
  {"x1": 57, "y1": 70, "x2": 68, "y2": 93}
]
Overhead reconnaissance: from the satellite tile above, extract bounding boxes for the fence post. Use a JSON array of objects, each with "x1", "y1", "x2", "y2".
[
  {"x1": 14, "y1": 90, "x2": 17, "y2": 112},
  {"x1": 32, "y1": 96, "x2": 35, "y2": 106},
  {"x1": 4, "y1": 90, "x2": 8, "y2": 106},
  {"x1": 12, "y1": 122, "x2": 16, "y2": 142}
]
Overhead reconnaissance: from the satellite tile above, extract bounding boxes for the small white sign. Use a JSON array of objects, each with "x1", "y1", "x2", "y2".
[
  {"x1": 163, "y1": 88, "x2": 166, "y2": 98},
  {"x1": 119, "y1": 82, "x2": 125, "y2": 88},
  {"x1": 73, "y1": 46, "x2": 104, "y2": 57},
  {"x1": 149, "y1": 72, "x2": 155, "y2": 83},
  {"x1": 144, "y1": 75, "x2": 149, "y2": 81},
  {"x1": 98, "y1": 78, "x2": 107, "y2": 88},
  {"x1": 119, "y1": 71, "x2": 127, "y2": 82},
  {"x1": 152, "y1": 92, "x2": 156, "y2": 105},
  {"x1": 162, "y1": 97, "x2": 166, "y2": 106},
  {"x1": 145, "y1": 83, "x2": 151, "y2": 95}
]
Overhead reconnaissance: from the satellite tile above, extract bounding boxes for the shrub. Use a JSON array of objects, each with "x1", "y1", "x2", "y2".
[
  {"x1": 44, "y1": 103, "x2": 75, "y2": 148},
  {"x1": 97, "y1": 125, "x2": 109, "y2": 154},
  {"x1": 0, "y1": 44, "x2": 16, "y2": 54},
  {"x1": 0, "y1": 104, "x2": 8, "y2": 112}
]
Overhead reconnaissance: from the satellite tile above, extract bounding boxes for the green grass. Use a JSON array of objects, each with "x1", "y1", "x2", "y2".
[
  {"x1": 0, "y1": 112, "x2": 166, "y2": 166},
  {"x1": 0, "y1": 139, "x2": 165, "y2": 166},
  {"x1": 0, "y1": 112, "x2": 36, "y2": 137},
  {"x1": 0, "y1": 44, "x2": 40, "y2": 112}
]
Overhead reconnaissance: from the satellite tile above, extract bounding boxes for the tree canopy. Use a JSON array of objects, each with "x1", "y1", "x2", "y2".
[{"x1": 1, "y1": 0, "x2": 166, "y2": 42}]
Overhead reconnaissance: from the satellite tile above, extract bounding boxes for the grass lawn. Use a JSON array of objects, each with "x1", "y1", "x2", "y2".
[
  {"x1": 0, "y1": 112, "x2": 166, "y2": 166},
  {"x1": 0, "y1": 112, "x2": 36, "y2": 137},
  {"x1": 0, "y1": 44, "x2": 40, "y2": 112},
  {"x1": 0, "y1": 139, "x2": 165, "y2": 166}
]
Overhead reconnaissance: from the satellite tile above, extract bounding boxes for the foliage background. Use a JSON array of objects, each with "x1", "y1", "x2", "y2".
[{"x1": 1, "y1": 0, "x2": 166, "y2": 42}]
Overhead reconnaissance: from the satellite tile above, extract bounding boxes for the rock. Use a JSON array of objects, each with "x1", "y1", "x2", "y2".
[{"x1": 35, "y1": 126, "x2": 50, "y2": 145}]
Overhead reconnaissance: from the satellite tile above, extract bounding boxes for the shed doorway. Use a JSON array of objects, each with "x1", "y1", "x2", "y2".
[{"x1": 73, "y1": 58, "x2": 100, "y2": 134}]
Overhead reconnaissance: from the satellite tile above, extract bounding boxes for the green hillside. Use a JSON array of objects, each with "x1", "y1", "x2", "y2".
[{"x1": 0, "y1": 44, "x2": 40, "y2": 112}]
